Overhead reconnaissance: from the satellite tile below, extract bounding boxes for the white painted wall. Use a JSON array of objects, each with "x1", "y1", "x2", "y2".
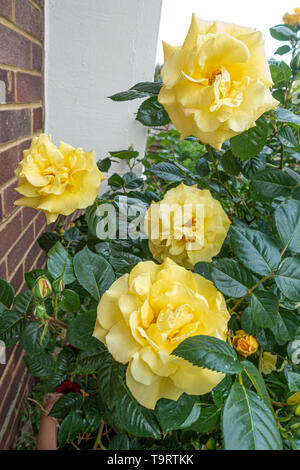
[{"x1": 45, "y1": 0, "x2": 162, "y2": 178}]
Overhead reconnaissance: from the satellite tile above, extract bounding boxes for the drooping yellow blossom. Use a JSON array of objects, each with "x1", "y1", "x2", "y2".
[
  {"x1": 93, "y1": 257, "x2": 230, "y2": 409},
  {"x1": 14, "y1": 134, "x2": 105, "y2": 224},
  {"x1": 158, "y1": 14, "x2": 279, "y2": 149},
  {"x1": 261, "y1": 352, "x2": 277, "y2": 375},
  {"x1": 283, "y1": 8, "x2": 300, "y2": 26},
  {"x1": 232, "y1": 330, "x2": 258, "y2": 358},
  {"x1": 144, "y1": 183, "x2": 231, "y2": 269}
]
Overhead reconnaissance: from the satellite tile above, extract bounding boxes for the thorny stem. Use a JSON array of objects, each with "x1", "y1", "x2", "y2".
[
  {"x1": 93, "y1": 420, "x2": 106, "y2": 450},
  {"x1": 46, "y1": 317, "x2": 68, "y2": 330},
  {"x1": 229, "y1": 275, "x2": 272, "y2": 314}
]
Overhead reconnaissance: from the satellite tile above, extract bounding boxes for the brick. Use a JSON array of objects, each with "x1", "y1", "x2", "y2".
[
  {"x1": 34, "y1": 211, "x2": 45, "y2": 236},
  {"x1": 0, "y1": 354, "x2": 26, "y2": 424},
  {"x1": 7, "y1": 222, "x2": 34, "y2": 276},
  {"x1": 16, "y1": 73, "x2": 42, "y2": 102},
  {"x1": 0, "y1": 109, "x2": 31, "y2": 144},
  {"x1": 0, "y1": 259, "x2": 6, "y2": 279},
  {"x1": 2, "y1": 179, "x2": 19, "y2": 218},
  {"x1": 0, "y1": 69, "x2": 15, "y2": 103},
  {"x1": 18, "y1": 138, "x2": 32, "y2": 162},
  {"x1": 33, "y1": 106, "x2": 43, "y2": 132},
  {"x1": 24, "y1": 239, "x2": 40, "y2": 272},
  {"x1": 0, "y1": 210, "x2": 22, "y2": 259},
  {"x1": 0, "y1": 0, "x2": 12, "y2": 19},
  {"x1": 0, "y1": 343, "x2": 23, "y2": 385},
  {"x1": 9, "y1": 262, "x2": 23, "y2": 291},
  {"x1": 34, "y1": 0, "x2": 44, "y2": 8},
  {"x1": 0, "y1": 24, "x2": 31, "y2": 68},
  {"x1": 0, "y1": 193, "x2": 2, "y2": 223},
  {"x1": 22, "y1": 206, "x2": 36, "y2": 228},
  {"x1": 0, "y1": 146, "x2": 19, "y2": 186},
  {"x1": 32, "y1": 43, "x2": 43, "y2": 72},
  {"x1": 15, "y1": 0, "x2": 43, "y2": 41}
]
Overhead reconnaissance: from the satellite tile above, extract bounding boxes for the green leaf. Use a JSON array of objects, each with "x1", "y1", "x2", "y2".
[
  {"x1": 196, "y1": 157, "x2": 210, "y2": 177},
  {"x1": 24, "y1": 352, "x2": 56, "y2": 377},
  {"x1": 278, "y1": 126, "x2": 297, "y2": 147},
  {"x1": 172, "y1": 335, "x2": 243, "y2": 374},
  {"x1": 59, "y1": 289, "x2": 80, "y2": 312},
  {"x1": 108, "y1": 89, "x2": 148, "y2": 101},
  {"x1": 275, "y1": 45, "x2": 291, "y2": 55},
  {"x1": 155, "y1": 394, "x2": 198, "y2": 435},
  {"x1": 250, "y1": 168, "x2": 297, "y2": 199},
  {"x1": 230, "y1": 116, "x2": 268, "y2": 161},
  {"x1": 231, "y1": 227, "x2": 281, "y2": 276},
  {"x1": 47, "y1": 242, "x2": 75, "y2": 285},
  {"x1": 73, "y1": 246, "x2": 115, "y2": 301},
  {"x1": 191, "y1": 406, "x2": 221, "y2": 433},
  {"x1": 58, "y1": 410, "x2": 83, "y2": 447},
  {"x1": 222, "y1": 383, "x2": 282, "y2": 450},
  {"x1": 270, "y1": 64, "x2": 285, "y2": 85},
  {"x1": 22, "y1": 322, "x2": 50, "y2": 355},
  {"x1": 275, "y1": 108, "x2": 300, "y2": 129},
  {"x1": 221, "y1": 150, "x2": 242, "y2": 176},
  {"x1": 56, "y1": 347, "x2": 76, "y2": 372},
  {"x1": 0, "y1": 280, "x2": 14, "y2": 313},
  {"x1": 285, "y1": 369, "x2": 300, "y2": 392},
  {"x1": 97, "y1": 351, "x2": 123, "y2": 408},
  {"x1": 270, "y1": 25, "x2": 298, "y2": 41},
  {"x1": 13, "y1": 291, "x2": 35, "y2": 316},
  {"x1": 147, "y1": 162, "x2": 184, "y2": 182},
  {"x1": 78, "y1": 347, "x2": 106, "y2": 371},
  {"x1": 49, "y1": 392, "x2": 83, "y2": 419},
  {"x1": 251, "y1": 291, "x2": 279, "y2": 328},
  {"x1": 97, "y1": 157, "x2": 111, "y2": 172},
  {"x1": 131, "y1": 81, "x2": 162, "y2": 95},
  {"x1": 275, "y1": 257, "x2": 300, "y2": 302},
  {"x1": 37, "y1": 232, "x2": 61, "y2": 251},
  {"x1": 115, "y1": 382, "x2": 161, "y2": 438},
  {"x1": 122, "y1": 172, "x2": 144, "y2": 189},
  {"x1": 66, "y1": 309, "x2": 101, "y2": 351},
  {"x1": 275, "y1": 200, "x2": 300, "y2": 253},
  {"x1": 271, "y1": 309, "x2": 299, "y2": 345},
  {"x1": 241, "y1": 307, "x2": 261, "y2": 336},
  {"x1": 241, "y1": 360, "x2": 272, "y2": 409},
  {"x1": 109, "y1": 150, "x2": 139, "y2": 160},
  {"x1": 110, "y1": 252, "x2": 142, "y2": 275},
  {"x1": 210, "y1": 259, "x2": 256, "y2": 298},
  {"x1": 242, "y1": 154, "x2": 266, "y2": 178},
  {"x1": 82, "y1": 397, "x2": 101, "y2": 434},
  {"x1": 0, "y1": 310, "x2": 25, "y2": 346},
  {"x1": 136, "y1": 96, "x2": 170, "y2": 126}
]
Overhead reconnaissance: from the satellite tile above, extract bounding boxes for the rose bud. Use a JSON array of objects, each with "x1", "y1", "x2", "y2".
[
  {"x1": 32, "y1": 276, "x2": 52, "y2": 300},
  {"x1": 53, "y1": 277, "x2": 64, "y2": 293},
  {"x1": 232, "y1": 330, "x2": 258, "y2": 358}
]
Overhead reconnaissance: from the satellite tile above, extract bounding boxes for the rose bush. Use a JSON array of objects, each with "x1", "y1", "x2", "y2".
[
  {"x1": 157, "y1": 14, "x2": 279, "y2": 149},
  {"x1": 15, "y1": 134, "x2": 105, "y2": 223},
  {"x1": 1, "y1": 14, "x2": 300, "y2": 451},
  {"x1": 144, "y1": 183, "x2": 230, "y2": 268}
]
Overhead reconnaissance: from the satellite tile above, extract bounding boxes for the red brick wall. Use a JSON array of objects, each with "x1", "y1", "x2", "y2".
[{"x1": 0, "y1": 0, "x2": 45, "y2": 450}]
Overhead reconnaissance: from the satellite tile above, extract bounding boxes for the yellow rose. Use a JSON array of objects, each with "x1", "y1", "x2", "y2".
[
  {"x1": 144, "y1": 183, "x2": 231, "y2": 269},
  {"x1": 261, "y1": 352, "x2": 277, "y2": 375},
  {"x1": 283, "y1": 9, "x2": 300, "y2": 26},
  {"x1": 158, "y1": 14, "x2": 279, "y2": 149},
  {"x1": 93, "y1": 257, "x2": 230, "y2": 409},
  {"x1": 232, "y1": 330, "x2": 258, "y2": 358},
  {"x1": 14, "y1": 134, "x2": 105, "y2": 224}
]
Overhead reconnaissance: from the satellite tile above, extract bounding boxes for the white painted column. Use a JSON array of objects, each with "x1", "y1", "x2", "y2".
[{"x1": 45, "y1": 0, "x2": 162, "y2": 177}]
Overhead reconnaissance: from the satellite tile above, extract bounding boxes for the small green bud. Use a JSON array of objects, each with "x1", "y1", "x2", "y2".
[
  {"x1": 35, "y1": 304, "x2": 47, "y2": 319},
  {"x1": 205, "y1": 437, "x2": 216, "y2": 450},
  {"x1": 32, "y1": 276, "x2": 52, "y2": 300},
  {"x1": 53, "y1": 277, "x2": 64, "y2": 293}
]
